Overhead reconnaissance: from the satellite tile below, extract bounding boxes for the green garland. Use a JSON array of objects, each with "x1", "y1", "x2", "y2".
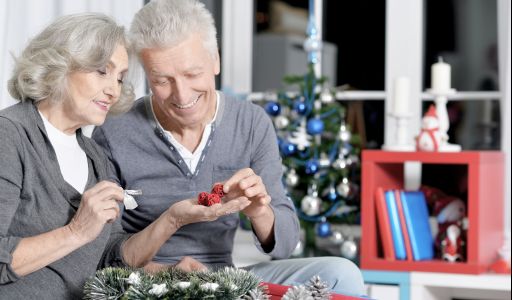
[
  {"x1": 83, "y1": 267, "x2": 266, "y2": 300},
  {"x1": 84, "y1": 267, "x2": 332, "y2": 300}
]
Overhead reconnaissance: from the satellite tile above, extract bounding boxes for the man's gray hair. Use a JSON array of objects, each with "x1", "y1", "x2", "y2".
[
  {"x1": 8, "y1": 13, "x2": 135, "y2": 114},
  {"x1": 130, "y1": 0, "x2": 218, "y2": 58}
]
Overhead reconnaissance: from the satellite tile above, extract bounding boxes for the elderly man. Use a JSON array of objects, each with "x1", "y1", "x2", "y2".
[{"x1": 92, "y1": 0, "x2": 364, "y2": 296}]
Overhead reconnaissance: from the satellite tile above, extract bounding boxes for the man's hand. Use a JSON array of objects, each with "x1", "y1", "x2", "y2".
[
  {"x1": 174, "y1": 256, "x2": 208, "y2": 272},
  {"x1": 167, "y1": 196, "x2": 251, "y2": 229},
  {"x1": 223, "y1": 168, "x2": 272, "y2": 219}
]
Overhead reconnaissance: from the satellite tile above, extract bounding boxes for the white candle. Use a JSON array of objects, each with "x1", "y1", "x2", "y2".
[
  {"x1": 393, "y1": 77, "x2": 410, "y2": 115},
  {"x1": 431, "y1": 57, "x2": 451, "y2": 92}
]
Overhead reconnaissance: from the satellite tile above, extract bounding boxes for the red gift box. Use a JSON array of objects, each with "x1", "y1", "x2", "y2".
[{"x1": 261, "y1": 282, "x2": 366, "y2": 300}]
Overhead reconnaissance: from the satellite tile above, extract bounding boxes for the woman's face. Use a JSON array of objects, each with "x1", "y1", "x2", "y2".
[{"x1": 64, "y1": 44, "x2": 128, "y2": 127}]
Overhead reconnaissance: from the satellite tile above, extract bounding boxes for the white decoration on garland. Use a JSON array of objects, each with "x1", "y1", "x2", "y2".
[
  {"x1": 148, "y1": 283, "x2": 168, "y2": 296},
  {"x1": 176, "y1": 281, "x2": 191, "y2": 289},
  {"x1": 126, "y1": 272, "x2": 141, "y2": 285},
  {"x1": 201, "y1": 282, "x2": 220, "y2": 291}
]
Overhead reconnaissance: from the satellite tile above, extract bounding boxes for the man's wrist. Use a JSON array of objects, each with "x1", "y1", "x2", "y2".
[{"x1": 247, "y1": 204, "x2": 273, "y2": 223}]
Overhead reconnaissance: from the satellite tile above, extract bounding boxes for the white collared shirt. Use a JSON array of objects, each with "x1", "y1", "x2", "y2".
[{"x1": 151, "y1": 92, "x2": 219, "y2": 174}]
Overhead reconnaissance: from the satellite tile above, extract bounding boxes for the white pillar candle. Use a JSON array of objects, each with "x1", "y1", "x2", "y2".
[
  {"x1": 393, "y1": 77, "x2": 410, "y2": 115},
  {"x1": 431, "y1": 57, "x2": 451, "y2": 92}
]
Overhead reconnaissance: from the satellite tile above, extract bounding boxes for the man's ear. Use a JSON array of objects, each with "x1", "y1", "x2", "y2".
[{"x1": 213, "y1": 50, "x2": 220, "y2": 75}]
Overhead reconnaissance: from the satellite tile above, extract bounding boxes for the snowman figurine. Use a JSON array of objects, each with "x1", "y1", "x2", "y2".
[{"x1": 416, "y1": 105, "x2": 444, "y2": 151}]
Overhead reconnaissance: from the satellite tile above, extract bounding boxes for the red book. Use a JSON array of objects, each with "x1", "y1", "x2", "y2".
[
  {"x1": 375, "y1": 187, "x2": 396, "y2": 260},
  {"x1": 394, "y1": 190, "x2": 413, "y2": 261}
]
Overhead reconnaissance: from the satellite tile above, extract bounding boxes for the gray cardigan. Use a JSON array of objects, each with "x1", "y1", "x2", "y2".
[
  {"x1": 0, "y1": 101, "x2": 128, "y2": 299},
  {"x1": 93, "y1": 93, "x2": 300, "y2": 267}
]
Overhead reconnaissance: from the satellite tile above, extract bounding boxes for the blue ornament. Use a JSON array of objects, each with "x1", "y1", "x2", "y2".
[
  {"x1": 306, "y1": 118, "x2": 324, "y2": 135},
  {"x1": 264, "y1": 101, "x2": 281, "y2": 116},
  {"x1": 293, "y1": 101, "x2": 308, "y2": 115},
  {"x1": 327, "y1": 187, "x2": 338, "y2": 202},
  {"x1": 280, "y1": 142, "x2": 297, "y2": 156},
  {"x1": 305, "y1": 159, "x2": 319, "y2": 174},
  {"x1": 316, "y1": 221, "x2": 332, "y2": 237}
]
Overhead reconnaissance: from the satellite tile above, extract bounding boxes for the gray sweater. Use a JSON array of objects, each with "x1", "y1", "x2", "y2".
[
  {"x1": 0, "y1": 101, "x2": 128, "y2": 299},
  {"x1": 93, "y1": 93, "x2": 299, "y2": 267}
]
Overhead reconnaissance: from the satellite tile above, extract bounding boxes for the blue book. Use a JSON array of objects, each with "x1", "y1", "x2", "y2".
[
  {"x1": 384, "y1": 190, "x2": 407, "y2": 260},
  {"x1": 399, "y1": 191, "x2": 434, "y2": 260}
]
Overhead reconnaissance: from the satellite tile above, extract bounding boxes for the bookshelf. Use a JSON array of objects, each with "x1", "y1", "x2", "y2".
[{"x1": 360, "y1": 150, "x2": 504, "y2": 274}]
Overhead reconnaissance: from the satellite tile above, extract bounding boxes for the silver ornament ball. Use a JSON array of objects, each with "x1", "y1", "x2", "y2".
[
  {"x1": 301, "y1": 195, "x2": 322, "y2": 216},
  {"x1": 274, "y1": 115, "x2": 290, "y2": 130},
  {"x1": 303, "y1": 38, "x2": 323, "y2": 52},
  {"x1": 285, "y1": 170, "x2": 299, "y2": 187},
  {"x1": 340, "y1": 239, "x2": 358, "y2": 260},
  {"x1": 332, "y1": 158, "x2": 347, "y2": 170},
  {"x1": 329, "y1": 231, "x2": 344, "y2": 245},
  {"x1": 320, "y1": 91, "x2": 334, "y2": 104},
  {"x1": 336, "y1": 179, "x2": 351, "y2": 198}
]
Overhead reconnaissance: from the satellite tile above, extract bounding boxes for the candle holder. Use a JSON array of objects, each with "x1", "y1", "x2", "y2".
[
  {"x1": 382, "y1": 112, "x2": 416, "y2": 151},
  {"x1": 425, "y1": 88, "x2": 462, "y2": 152}
]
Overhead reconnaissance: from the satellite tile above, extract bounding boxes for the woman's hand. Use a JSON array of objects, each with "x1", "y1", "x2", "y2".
[
  {"x1": 167, "y1": 196, "x2": 251, "y2": 229},
  {"x1": 67, "y1": 181, "x2": 124, "y2": 243}
]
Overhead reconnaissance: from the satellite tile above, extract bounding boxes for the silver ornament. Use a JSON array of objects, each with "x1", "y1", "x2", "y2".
[
  {"x1": 301, "y1": 195, "x2": 322, "y2": 216},
  {"x1": 341, "y1": 146, "x2": 350, "y2": 156},
  {"x1": 336, "y1": 178, "x2": 351, "y2": 198},
  {"x1": 285, "y1": 169, "x2": 299, "y2": 187},
  {"x1": 329, "y1": 230, "x2": 344, "y2": 245},
  {"x1": 340, "y1": 239, "x2": 358, "y2": 260},
  {"x1": 332, "y1": 158, "x2": 347, "y2": 170},
  {"x1": 338, "y1": 124, "x2": 352, "y2": 142},
  {"x1": 318, "y1": 153, "x2": 331, "y2": 168},
  {"x1": 320, "y1": 91, "x2": 334, "y2": 104},
  {"x1": 303, "y1": 37, "x2": 323, "y2": 52},
  {"x1": 274, "y1": 115, "x2": 290, "y2": 130}
]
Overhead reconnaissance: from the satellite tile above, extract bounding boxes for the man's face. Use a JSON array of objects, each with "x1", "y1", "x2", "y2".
[{"x1": 141, "y1": 33, "x2": 220, "y2": 130}]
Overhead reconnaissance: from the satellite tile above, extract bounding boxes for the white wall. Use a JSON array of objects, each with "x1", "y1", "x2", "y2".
[{"x1": 0, "y1": 0, "x2": 145, "y2": 110}]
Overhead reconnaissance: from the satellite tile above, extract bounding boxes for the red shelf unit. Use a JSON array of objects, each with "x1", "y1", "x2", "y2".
[{"x1": 361, "y1": 150, "x2": 504, "y2": 274}]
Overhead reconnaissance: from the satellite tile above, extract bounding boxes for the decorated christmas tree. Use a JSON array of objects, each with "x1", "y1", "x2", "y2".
[{"x1": 258, "y1": 0, "x2": 361, "y2": 260}]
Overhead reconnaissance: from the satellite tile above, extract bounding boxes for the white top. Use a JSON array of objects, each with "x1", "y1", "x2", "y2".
[
  {"x1": 39, "y1": 111, "x2": 88, "y2": 193},
  {"x1": 151, "y1": 92, "x2": 219, "y2": 174}
]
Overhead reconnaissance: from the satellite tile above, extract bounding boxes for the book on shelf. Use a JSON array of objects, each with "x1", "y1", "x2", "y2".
[
  {"x1": 374, "y1": 187, "x2": 395, "y2": 260},
  {"x1": 399, "y1": 191, "x2": 434, "y2": 260},
  {"x1": 394, "y1": 190, "x2": 414, "y2": 261},
  {"x1": 384, "y1": 190, "x2": 407, "y2": 260}
]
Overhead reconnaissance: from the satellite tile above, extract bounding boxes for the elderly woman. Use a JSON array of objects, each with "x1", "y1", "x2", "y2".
[{"x1": 0, "y1": 13, "x2": 249, "y2": 299}]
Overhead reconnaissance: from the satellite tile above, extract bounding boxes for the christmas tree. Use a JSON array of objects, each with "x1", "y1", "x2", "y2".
[{"x1": 258, "y1": 0, "x2": 361, "y2": 260}]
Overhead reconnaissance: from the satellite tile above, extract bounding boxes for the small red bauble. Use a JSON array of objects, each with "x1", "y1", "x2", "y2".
[
  {"x1": 198, "y1": 184, "x2": 225, "y2": 207},
  {"x1": 198, "y1": 192, "x2": 209, "y2": 206},
  {"x1": 207, "y1": 193, "x2": 221, "y2": 206},
  {"x1": 211, "y1": 184, "x2": 225, "y2": 198}
]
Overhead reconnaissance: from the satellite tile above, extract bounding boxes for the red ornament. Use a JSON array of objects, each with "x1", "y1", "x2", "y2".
[
  {"x1": 207, "y1": 193, "x2": 221, "y2": 206},
  {"x1": 198, "y1": 192, "x2": 209, "y2": 206},
  {"x1": 211, "y1": 184, "x2": 225, "y2": 198},
  {"x1": 198, "y1": 184, "x2": 225, "y2": 207}
]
